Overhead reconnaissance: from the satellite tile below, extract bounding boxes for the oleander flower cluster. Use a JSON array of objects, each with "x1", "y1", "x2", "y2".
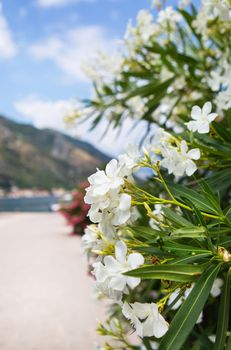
[{"x1": 72, "y1": 1, "x2": 231, "y2": 349}]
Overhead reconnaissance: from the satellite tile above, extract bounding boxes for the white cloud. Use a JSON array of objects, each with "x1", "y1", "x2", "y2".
[
  {"x1": 14, "y1": 95, "x2": 148, "y2": 156},
  {"x1": 0, "y1": 3, "x2": 17, "y2": 59},
  {"x1": 28, "y1": 25, "x2": 117, "y2": 82},
  {"x1": 36, "y1": 0, "x2": 95, "y2": 8},
  {"x1": 14, "y1": 95, "x2": 79, "y2": 130}
]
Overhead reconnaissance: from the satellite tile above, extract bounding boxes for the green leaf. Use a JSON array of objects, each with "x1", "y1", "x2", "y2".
[
  {"x1": 194, "y1": 134, "x2": 231, "y2": 158},
  {"x1": 169, "y1": 226, "x2": 207, "y2": 239},
  {"x1": 167, "y1": 183, "x2": 219, "y2": 215},
  {"x1": 159, "y1": 264, "x2": 221, "y2": 350},
  {"x1": 226, "y1": 333, "x2": 231, "y2": 350},
  {"x1": 212, "y1": 122, "x2": 231, "y2": 143},
  {"x1": 134, "y1": 245, "x2": 174, "y2": 257},
  {"x1": 131, "y1": 226, "x2": 166, "y2": 239},
  {"x1": 198, "y1": 180, "x2": 223, "y2": 215},
  {"x1": 170, "y1": 253, "x2": 212, "y2": 265},
  {"x1": 204, "y1": 168, "x2": 231, "y2": 194},
  {"x1": 162, "y1": 207, "x2": 194, "y2": 228},
  {"x1": 126, "y1": 77, "x2": 175, "y2": 99},
  {"x1": 124, "y1": 264, "x2": 205, "y2": 283},
  {"x1": 221, "y1": 238, "x2": 231, "y2": 248},
  {"x1": 164, "y1": 242, "x2": 210, "y2": 255},
  {"x1": 213, "y1": 268, "x2": 231, "y2": 350}
]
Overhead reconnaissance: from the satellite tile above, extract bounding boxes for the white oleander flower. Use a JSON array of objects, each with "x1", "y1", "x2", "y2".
[
  {"x1": 207, "y1": 70, "x2": 225, "y2": 91},
  {"x1": 81, "y1": 224, "x2": 99, "y2": 256},
  {"x1": 98, "y1": 193, "x2": 132, "y2": 238},
  {"x1": 87, "y1": 192, "x2": 132, "y2": 239},
  {"x1": 152, "y1": 0, "x2": 162, "y2": 9},
  {"x1": 92, "y1": 241, "x2": 144, "y2": 300},
  {"x1": 82, "y1": 51, "x2": 124, "y2": 87},
  {"x1": 149, "y1": 204, "x2": 163, "y2": 230},
  {"x1": 145, "y1": 128, "x2": 173, "y2": 158},
  {"x1": 124, "y1": 9, "x2": 160, "y2": 56},
  {"x1": 160, "y1": 140, "x2": 200, "y2": 177},
  {"x1": 136, "y1": 10, "x2": 157, "y2": 42},
  {"x1": 178, "y1": 0, "x2": 191, "y2": 8},
  {"x1": 85, "y1": 156, "x2": 138, "y2": 238},
  {"x1": 127, "y1": 96, "x2": 147, "y2": 118},
  {"x1": 81, "y1": 224, "x2": 114, "y2": 258},
  {"x1": 157, "y1": 6, "x2": 182, "y2": 30},
  {"x1": 118, "y1": 145, "x2": 141, "y2": 176},
  {"x1": 203, "y1": 0, "x2": 231, "y2": 21},
  {"x1": 215, "y1": 87, "x2": 231, "y2": 111},
  {"x1": 122, "y1": 302, "x2": 169, "y2": 338},
  {"x1": 210, "y1": 278, "x2": 223, "y2": 297},
  {"x1": 186, "y1": 102, "x2": 217, "y2": 134},
  {"x1": 85, "y1": 159, "x2": 124, "y2": 199},
  {"x1": 192, "y1": 10, "x2": 209, "y2": 36}
]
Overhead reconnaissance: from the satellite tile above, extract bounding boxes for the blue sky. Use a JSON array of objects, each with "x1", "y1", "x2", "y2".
[{"x1": 0, "y1": 0, "x2": 181, "y2": 154}]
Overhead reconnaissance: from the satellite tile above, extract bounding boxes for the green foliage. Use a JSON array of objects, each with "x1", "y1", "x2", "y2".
[{"x1": 77, "y1": 1, "x2": 231, "y2": 349}]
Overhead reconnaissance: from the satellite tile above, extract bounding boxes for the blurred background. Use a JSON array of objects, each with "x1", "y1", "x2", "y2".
[{"x1": 0, "y1": 0, "x2": 148, "y2": 349}]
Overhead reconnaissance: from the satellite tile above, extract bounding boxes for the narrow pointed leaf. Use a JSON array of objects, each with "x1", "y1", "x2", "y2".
[
  {"x1": 167, "y1": 183, "x2": 219, "y2": 215},
  {"x1": 213, "y1": 268, "x2": 231, "y2": 350},
  {"x1": 125, "y1": 264, "x2": 205, "y2": 283},
  {"x1": 159, "y1": 264, "x2": 221, "y2": 350}
]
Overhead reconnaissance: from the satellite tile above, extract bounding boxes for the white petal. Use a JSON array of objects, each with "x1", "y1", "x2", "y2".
[
  {"x1": 188, "y1": 148, "x2": 200, "y2": 160},
  {"x1": 109, "y1": 275, "x2": 127, "y2": 291},
  {"x1": 153, "y1": 314, "x2": 169, "y2": 338},
  {"x1": 160, "y1": 158, "x2": 174, "y2": 174},
  {"x1": 167, "y1": 289, "x2": 183, "y2": 310},
  {"x1": 184, "y1": 285, "x2": 194, "y2": 298},
  {"x1": 180, "y1": 140, "x2": 188, "y2": 154},
  {"x1": 132, "y1": 302, "x2": 150, "y2": 319},
  {"x1": 119, "y1": 193, "x2": 131, "y2": 211},
  {"x1": 94, "y1": 183, "x2": 110, "y2": 196},
  {"x1": 197, "y1": 121, "x2": 210, "y2": 134},
  {"x1": 210, "y1": 278, "x2": 223, "y2": 297},
  {"x1": 110, "y1": 177, "x2": 124, "y2": 189},
  {"x1": 202, "y1": 101, "x2": 212, "y2": 115},
  {"x1": 92, "y1": 263, "x2": 108, "y2": 282},
  {"x1": 208, "y1": 113, "x2": 217, "y2": 122},
  {"x1": 134, "y1": 318, "x2": 145, "y2": 338},
  {"x1": 122, "y1": 302, "x2": 133, "y2": 320},
  {"x1": 112, "y1": 210, "x2": 131, "y2": 225},
  {"x1": 142, "y1": 316, "x2": 155, "y2": 337},
  {"x1": 106, "y1": 159, "x2": 118, "y2": 177},
  {"x1": 104, "y1": 256, "x2": 121, "y2": 272},
  {"x1": 186, "y1": 121, "x2": 199, "y2": 132},
  {"x1": 173, "y1": 163, "x2": 186, "y2": 177},
  {"x1": 196, "y1": 312, "x2": 203, "y2": 324},
  {"x1": 88, "y1": 170, "x2": 107, "y2": 185},
  {"x1": 191, "y1": 105, "x2": 202, "y2": 120},
  {"x1": 88, "y1": 207, "x2": 102, "y2": 223},
  {"x1": 127, "y1": 276, "x2": 141, "y2": 289},
  {"x1": 185, "y1": 160, "x2": 197, "y2": 176},
  {"x1": 128, "y1": 253, "x2": 144, "y2": 269},
  {"x1": 115, "y1": 241, "x2": 127, "y2": 264}
]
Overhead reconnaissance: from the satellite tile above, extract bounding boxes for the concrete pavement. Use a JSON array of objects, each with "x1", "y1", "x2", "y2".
[{"x1": 0, "y1": 213, "x2": 105, "y2": 350}]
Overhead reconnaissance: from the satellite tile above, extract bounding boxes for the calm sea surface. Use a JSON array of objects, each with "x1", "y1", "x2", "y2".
[{"x1": 0, "y1": 196, "x2": 58, "y2": 212}]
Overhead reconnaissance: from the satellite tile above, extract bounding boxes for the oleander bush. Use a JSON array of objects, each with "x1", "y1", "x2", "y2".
[
  {"x1": 76, "y1": 1, "x2": 231, "y2": 349},
  {"x1": 59, "y1": 183, "x2": 90, "y2": 235}
]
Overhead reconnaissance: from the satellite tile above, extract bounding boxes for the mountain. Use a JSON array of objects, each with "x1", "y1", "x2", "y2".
[{"x1": 0, "y1": 116, "x2": 111, "y2": 190}]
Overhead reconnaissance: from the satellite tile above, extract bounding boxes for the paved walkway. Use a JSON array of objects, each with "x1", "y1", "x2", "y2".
[{"x1": 0, "y1": 213, "x2": 105, "y2": 350}]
